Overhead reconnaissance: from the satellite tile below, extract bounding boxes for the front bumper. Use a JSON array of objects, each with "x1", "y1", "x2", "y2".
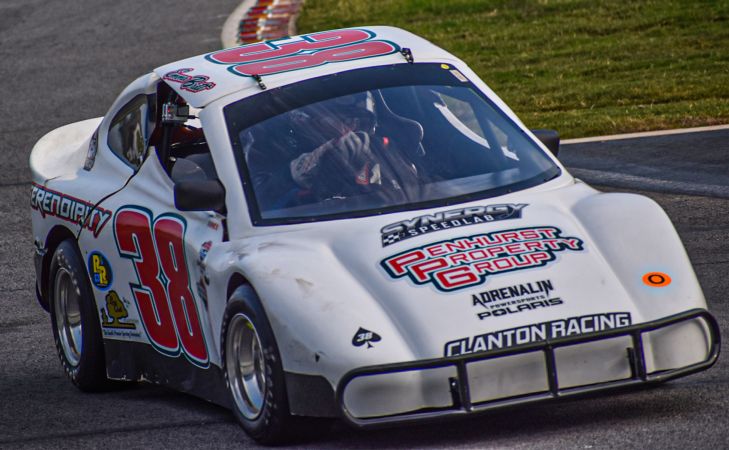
[{"x1": 336, "y1": 309, "x2": 720, "y2": 427}]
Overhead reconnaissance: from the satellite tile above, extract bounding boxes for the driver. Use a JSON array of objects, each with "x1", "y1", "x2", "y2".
[
  {"x1": 288, "y1": 92, "x2": 398, "y2": 199},
  {"x1": 245, "y1": 91, "x2": 422, "y2": 212}
]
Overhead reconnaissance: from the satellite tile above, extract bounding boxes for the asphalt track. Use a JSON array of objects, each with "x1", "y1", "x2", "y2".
[{"x1": 1, "y1": 1, "x2": 728, "y2": 448}]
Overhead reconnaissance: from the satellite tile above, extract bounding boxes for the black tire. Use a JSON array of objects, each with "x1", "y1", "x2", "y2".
[
  {"x1": 222, "y1": 285, "x2": 331, "y2": 445},
  {"x1": 48, "y1": 240, "x2": 111, "y2": 391}
]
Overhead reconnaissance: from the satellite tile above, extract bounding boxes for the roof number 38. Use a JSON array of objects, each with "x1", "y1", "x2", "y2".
[
  {"x1": 114, "y1": 207, "x2": 209, "y2": 367},
  {"x1": 207, "y1": 29, "x2": 400, "y2": 77}
]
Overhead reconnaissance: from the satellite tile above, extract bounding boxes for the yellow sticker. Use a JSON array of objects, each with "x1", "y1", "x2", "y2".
[
  {"x1": 440, "y1": 63, "x2": 450, "y2": 69},
  {"x1": 101, "y1": 291, "x2": 136, "y2": 329}
]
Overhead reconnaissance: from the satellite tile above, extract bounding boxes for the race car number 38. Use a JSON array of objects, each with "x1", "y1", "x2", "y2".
[{"x1": 114, "y1": 207, "x2": 209, "y2": 367}]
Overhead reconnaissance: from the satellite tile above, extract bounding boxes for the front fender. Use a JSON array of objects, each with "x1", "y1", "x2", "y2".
[
  {"x1": 204, "y1": 238, "x2": 417, "y2": 387},
  {"x1": 571, "y1": 192, "x2": 706, "y2": 321}
]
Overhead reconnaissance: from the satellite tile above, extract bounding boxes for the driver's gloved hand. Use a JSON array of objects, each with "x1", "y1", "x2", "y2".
[
  {"x1": 336, "y1": 131, "x2": 371, "y2": 164},
  {"x1": 290, "y1": 131, "x2": 373, "y2": 189}
]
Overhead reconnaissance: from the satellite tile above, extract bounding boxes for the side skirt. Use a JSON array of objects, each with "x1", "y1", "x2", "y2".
[
  {"x1": 104, "y1": 339, "x2": 231, "y2": 409},
  {"x1": 103, "y1": 340, "x2": 340, "y2": 418}
]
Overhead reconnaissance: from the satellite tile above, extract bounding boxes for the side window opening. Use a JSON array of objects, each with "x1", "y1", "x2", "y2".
[
  {"x1": 150, "y1": 82, "x2": 217, "y2": 183},
  {"x1": 107, "y1": 94, "x2": 156, "y2": 169}
]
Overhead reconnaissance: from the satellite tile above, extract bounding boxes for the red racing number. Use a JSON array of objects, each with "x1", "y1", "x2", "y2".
[
  {"x1": 209, "y1": 29, "x2": 372, "y2": 64},
  {"x1": 206, "y1": 29, "x2": 400, "y2": 77},
  {"x1": 114, "y1": 207, "x2": 208, "y2": 366},
  {"x1": 232, "y1": 41, "x2": 399, "y2": 77}
]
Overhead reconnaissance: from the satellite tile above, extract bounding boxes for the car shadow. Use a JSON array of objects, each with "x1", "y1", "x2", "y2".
[{"x1": 315, "y1": 383, "x2": 704, "y2": 448}]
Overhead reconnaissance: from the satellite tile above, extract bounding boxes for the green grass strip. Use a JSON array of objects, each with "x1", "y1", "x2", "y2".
[{"x1": 298, "y1": 0, "x2": 729, "y2": 138}]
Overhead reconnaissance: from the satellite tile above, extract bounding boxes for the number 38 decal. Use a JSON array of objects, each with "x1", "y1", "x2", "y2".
[
  {"x1": 207, "y1": 29, "x2": 400, "y2": 77},
  {"x1": 114, "y1": 207, "x2": 209, "y2": 367}
]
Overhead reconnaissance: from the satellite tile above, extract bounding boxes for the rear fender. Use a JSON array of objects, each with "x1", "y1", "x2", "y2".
[{"x1": 34, "y1": 225, "x2": 77, "y2": 311}]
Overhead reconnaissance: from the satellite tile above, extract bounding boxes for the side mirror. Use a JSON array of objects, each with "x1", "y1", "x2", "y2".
[
  {"x1": 531, "y1": 129, "x2": 560, "y2": 157},
  {"x1": 174, "y1": 179, "x2": 226, "y2": 212}
]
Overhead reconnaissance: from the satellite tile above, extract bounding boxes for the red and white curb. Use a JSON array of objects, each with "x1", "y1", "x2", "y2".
[{"x1": 221, "y1": 0, "x2": 305, "y2": 48}]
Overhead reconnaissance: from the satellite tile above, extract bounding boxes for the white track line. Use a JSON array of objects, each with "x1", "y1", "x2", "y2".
[
  {"x1": 563, "y1": 124, "x2": 729, "y2": 144},
  {"x1": 571, "y1": 167, "x2": 729, "y2": 198}
]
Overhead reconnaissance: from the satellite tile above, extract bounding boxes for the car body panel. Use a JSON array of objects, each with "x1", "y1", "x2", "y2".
[{"x1": 205, "y1": 179, "x2": 707, "y2": 383}]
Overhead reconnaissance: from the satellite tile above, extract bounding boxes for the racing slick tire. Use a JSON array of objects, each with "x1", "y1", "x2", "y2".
[
  {"x1": 49, "y1": 239, "x2": 111, "y2": 391},
  {"x1": 222, "y1": 285, "x2": 331, "y2": 444}
]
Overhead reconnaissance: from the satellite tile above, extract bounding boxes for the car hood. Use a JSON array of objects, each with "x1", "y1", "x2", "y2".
[
  {"x1": 228, "y1": 180, "x2": 704, "y2": 370},
  {"x1": 326, "y1": 189, "x2": 642, "y2": 359}
]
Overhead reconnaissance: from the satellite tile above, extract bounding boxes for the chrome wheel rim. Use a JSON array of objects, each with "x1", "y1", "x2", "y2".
[
  {"x1": 53, "y1": 267, "x2": 83, "y2": 366},
  {"x1": 226, "y1": 313, "x2": 266, "y2": 420}
]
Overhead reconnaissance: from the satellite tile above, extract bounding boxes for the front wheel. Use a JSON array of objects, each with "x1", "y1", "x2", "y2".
[
  {"x1": 222, "y1": 286, "x2": 330, "y2": 444},
  {"x1": 48, "y1": 240, "x2": 111, "y2": 391},
  {"x1": 226, "y1": 311, "x2": 268, "y2": 422}
]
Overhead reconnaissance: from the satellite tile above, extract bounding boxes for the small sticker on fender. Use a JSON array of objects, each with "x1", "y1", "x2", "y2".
[{"x1": 642, "y1": 272, "x2": 671, "y2": 287}]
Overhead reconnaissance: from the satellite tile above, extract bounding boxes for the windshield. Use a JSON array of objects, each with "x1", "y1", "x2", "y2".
[{"x1": 225, "y1": 63, "x2": 560, "y2": 224}]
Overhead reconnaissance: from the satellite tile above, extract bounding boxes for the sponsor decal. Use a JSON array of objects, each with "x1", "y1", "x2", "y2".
[
  {"x1": 444, "y1": 312, "x2": 632, "y2": 357},
  {"x1": 381, "y1": 226, "x2": 584, "y2": 292},
  {"x1": 30, "y1": 183, "x2": 111, "y2": 237},
  {"x1": 198, "y1": 241, "x2": 212, "y2": 264},
  {"x1": 449, "y1": 69, "x2": 468, "y2": 83},
  {"x1": 642, "y1": 272, "x2": 671, "y2": 287},
  {"x1": 207, "y1": 220, "x2": 220, "y2": 231},
  {"x1": 114, "y1": 206, "x2": 209, "y2": 368},
  {"x1": 87, "y1": 251, "x2": 113, "y2": 290},
  {"x1": 472, "y1": 279, "x2": 563, "y2": 320},
  {"x1": 163, "y1": 68, "x2": 216, "y2": 93},
  {"x1": 381, "y1": 203, "x2": 527, "y2": 247},
  {"x1": 352, "y1": 327, "x2": 381, "y2": 349},
  {"x1": 100, "y1": 291, "x2": 136, "y2": 330},
  {"x1": 207, "y1": 29, "x2": 400, "y2": 77}
]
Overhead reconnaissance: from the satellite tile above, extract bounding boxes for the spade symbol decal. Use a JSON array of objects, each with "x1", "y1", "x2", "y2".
[{"x1": 352, "y1": 327, "x2": 381, "y2": 349}]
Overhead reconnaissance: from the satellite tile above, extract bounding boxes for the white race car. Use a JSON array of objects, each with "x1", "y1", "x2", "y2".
[{"x1": 30, "y1": 27, "x2": 719, "y2": 444}]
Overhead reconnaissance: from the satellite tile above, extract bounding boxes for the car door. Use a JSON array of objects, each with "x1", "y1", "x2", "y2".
[{"x1": 81, "y1": 92, "x2": 225, "y2": 372}]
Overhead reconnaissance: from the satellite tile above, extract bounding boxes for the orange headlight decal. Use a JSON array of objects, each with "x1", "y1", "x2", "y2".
[{"x1": 642, "y1": 272, "x2": 672, "y2": 287}]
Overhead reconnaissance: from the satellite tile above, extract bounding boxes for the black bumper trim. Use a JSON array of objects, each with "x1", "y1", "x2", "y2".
[
  {"x1": 285, "y1": 372, "x2": 339, "y2": 417},
  {"x1": 336, "y1": 308, "x2": 720, "y2": 427}
]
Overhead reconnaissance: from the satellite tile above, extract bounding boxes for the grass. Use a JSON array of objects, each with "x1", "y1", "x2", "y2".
[{"x1": 297, "y1": 0, "x2": 729, "y2": 138}]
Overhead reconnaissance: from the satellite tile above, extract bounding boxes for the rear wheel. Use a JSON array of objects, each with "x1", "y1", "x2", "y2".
[
  {"x1": 222, "y1": 286, "x2": 331, "y2": 444},
  {"x1": 49, "y1": 240, "x2": 110, "y2": 391}
]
